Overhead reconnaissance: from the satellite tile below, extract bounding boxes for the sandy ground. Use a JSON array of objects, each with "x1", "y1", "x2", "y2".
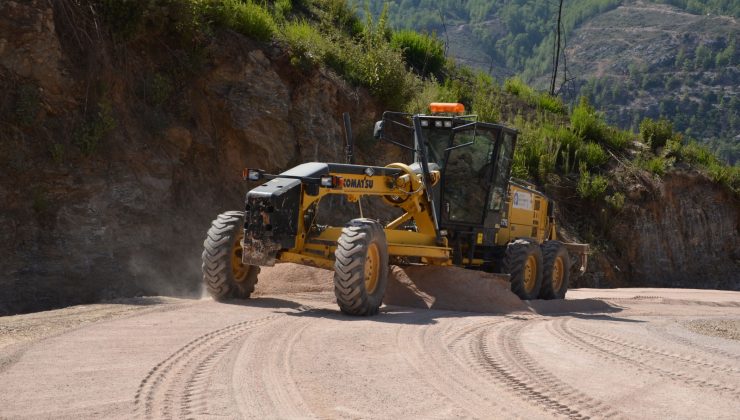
[{"x1": 1, "y1": 264, "x2": 739, "y2": 419}]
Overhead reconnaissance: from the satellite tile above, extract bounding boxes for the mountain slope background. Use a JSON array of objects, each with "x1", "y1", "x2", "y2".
[{"x1": 361, "y1": 0, "x2": 739, "y2": 164}]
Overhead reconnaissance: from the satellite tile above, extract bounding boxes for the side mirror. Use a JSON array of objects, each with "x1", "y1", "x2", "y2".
[{"x1": 373, "y1": 120, "x2": 384, "y2": 140}]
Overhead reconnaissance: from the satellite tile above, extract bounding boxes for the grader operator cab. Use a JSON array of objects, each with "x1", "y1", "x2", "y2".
[{"x1": 202, "y1": 103, "x2": 588, "y2": 315}]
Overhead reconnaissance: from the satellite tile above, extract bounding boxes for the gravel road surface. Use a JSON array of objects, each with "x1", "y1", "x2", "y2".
[{"x1": 1, "y1": 265, "x2": 739, "y2": 419}]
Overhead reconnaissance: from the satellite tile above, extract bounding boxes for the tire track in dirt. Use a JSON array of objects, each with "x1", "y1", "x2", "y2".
[
  {"x1": 232, "y1": 317, "x2": 316, "y2": 419},
  {"x1": 135, "y1": 305, "x2": 316, "y2": 419},
  {"x1": 468, "y1": 318, "x2": 623, "y2": 419},
  {"x1": 549, "y1": 319, "x2": 740, "y2": 398},
  {"x1": 645, "y1": 321, "x2": 740, "y2": 362},
  {"x1": 396, "y1": 317, "x2": 514, "y2": 418},
  {"x1": 573, "y1": 325, "x2": 740, "y2": 375},
  {"x1": 134, "y1": 314, "x2": 282, "y2": 419}
]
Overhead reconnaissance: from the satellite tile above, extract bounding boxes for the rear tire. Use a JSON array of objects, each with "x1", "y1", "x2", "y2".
[
  {"x1": 202, "y1": 211, "x2": 259, "y2": 301},
  {"x1": 333, "y1": 219, "x2": 388, "y2": 316},
  {"x1": 503, "y1": 239, "x2": 543, "y2": 300},
  {"x1": 539, "y1": 241, "x2": 570, "y2": 300}
]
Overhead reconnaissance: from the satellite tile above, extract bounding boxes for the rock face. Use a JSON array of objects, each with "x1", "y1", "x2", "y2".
[
  {"x1": 0, "y1": 1, "x2": 400, "y2": 315},
  {"x1": 602, "y1": 172, "x2": 740, "y2": 289}
]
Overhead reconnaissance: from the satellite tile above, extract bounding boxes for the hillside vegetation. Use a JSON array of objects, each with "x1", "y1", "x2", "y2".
[
  {"x1": 361, "y1": 0, "x2": 739, "y2": 165},
  {"x1": 93, "y1": 0, "x2": 738, "y2": 261},
  {"x1": 36, "y1": 0, "x2": 740, "y2": 229}
]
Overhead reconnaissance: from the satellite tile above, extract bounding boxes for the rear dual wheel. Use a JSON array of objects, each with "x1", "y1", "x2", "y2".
[
  {"x1": 503, "y1": 239, "x2": 543, "y2": 300},
  {"x1": 503, "y1": 239, "x2": 570, "y2": 300},
  {"x1": 539, "y1": 241, "x2": 570, "y2": 300},
  {"x1": 333, "y1": 219, "x2": 389, "y2": 316}
]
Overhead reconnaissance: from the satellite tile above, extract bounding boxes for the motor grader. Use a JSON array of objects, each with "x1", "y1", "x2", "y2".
[{"x1": 202, "y1": 103, "x2": 588, "y2": 315}]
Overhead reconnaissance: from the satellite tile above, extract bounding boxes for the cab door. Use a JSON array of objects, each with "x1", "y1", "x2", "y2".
[{"x1": 440, "y1": 126, "x2": 497, "y2": 225}]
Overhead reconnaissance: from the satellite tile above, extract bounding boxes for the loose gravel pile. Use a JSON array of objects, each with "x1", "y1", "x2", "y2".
[{"x1": 684, "y1": 319, "x2": 740, "y2": 341}]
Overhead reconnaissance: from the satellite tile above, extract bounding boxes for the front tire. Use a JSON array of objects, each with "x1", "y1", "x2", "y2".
[
  {"x1": 539, "y1": 241, "x2": 570, "y2": 300},
  {"x1": 503, "y1": 239, "x2": 543, "y2": 300},
  {"x1": 333, "y1": 219, "x2": 389, "y2": 316},
  {"x1": 202, "y1": 211, "x2": 259, "y2": 301}
]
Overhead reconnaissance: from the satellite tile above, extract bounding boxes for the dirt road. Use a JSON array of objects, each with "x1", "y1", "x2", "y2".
[{"x1": 1, "y1": 266, "x2": 739, "y2": 419}]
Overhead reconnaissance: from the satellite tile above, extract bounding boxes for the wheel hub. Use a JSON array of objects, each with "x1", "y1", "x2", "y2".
[
  {"x1": 552, "y1": 256, "x2": 564, "y2": 291},
  {"x1": 231, "y1": 231, "x2": 249, "y2": 283},
  {"x1": 523, "y1": 255, "x2": 537, "y2": 293},
  {"x1": 364, "y1": 243, "x2": 380, "y2": 294}
]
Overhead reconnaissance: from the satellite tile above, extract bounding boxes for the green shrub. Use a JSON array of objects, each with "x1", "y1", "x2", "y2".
[
  {"x1": 511, "y1": 146, "x2": 530, "y2": 179},
  {"x1": 602, "y1": 127, "x2": 632, "y2": 150},
  {"x1": 436, "y1": 61, "x2": 477, "y2": 104},
  {"x1": 404, "y1": 77, "x2": 456, "y2": 114},
  {"x1": 536, "y1": 92, "x2": 566, "y2": 114},
  {"x1": 664, "y1": 135, "x2": 684, "y2": 158},
  {"x1": 570, "y1": 97, "x2": 605, "y2": 142},
  {"x1": 336, "y1": 6, "x2": 414, "y2": 109},
  {"x1": 209, "y1": 0, "x2": 277, "y2": 42},
  {"x1": 274, "y1": 0, "x2": 293, "y2": 20},
  {"x1": 351, "y1": 43, "x2": 413, "y2": 109},
  {"x1": 605, "y1": 192, "x2": 625, "y2": 211},
  {"x1": 557, "y1": 127, "x2": 583, "y2": 174},
  {"x1": 318, "y1": 0, "x2": 362, "y2": 36},
  {"x1": 579, "y1": 142, "x2": 608, "y2": 167},
  {"x1": 503, "y1": 78, "x2": 564, "y2": 114},
  {"x1": 707, "y1": 162, "x2": 740, "y2": 192},
  {"x1": 471, "y1": 72, "x2": 501, "y2": 122},
  {"x1": 638, "y1": 156, "x2": 669, "y2": 176},
  {"x1": 504, "y1": 77, "x2": 532, "y2": 97},
  {"x1": 511, "y1": 123, "x2": 566, "y2": 181},
  {"x1": 390, "y1": 30, "x2": 445, "y2": 77},
  {"x1": 282, "y1": 21, "x2": 330, "y2": 64},
  {"x1": 679, "y1": 140, "x2": 717, "y2": 166},
  {"x1": 639, "y1": 117, "x2": 673, "y2": 151},
  {"x1": 537, "y1": 139, "x2": 560, "y2": 181},
  {"x1": 577, "y1": 166, "x2": 608, "y2": 200}
]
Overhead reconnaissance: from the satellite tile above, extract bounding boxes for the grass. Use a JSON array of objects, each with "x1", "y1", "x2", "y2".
[
  {"x1": 390, "y1": 29, "x2": 445, "y2": 77},
  {"x1": 209, "y1": 0, "x2": 277, "y2": 41},
  {"x1": 504, "y1": 77, "x2": 565, "y2": 114},
  {"x1": 282, "y1": 20, "x2": 331, "y2": 66}
]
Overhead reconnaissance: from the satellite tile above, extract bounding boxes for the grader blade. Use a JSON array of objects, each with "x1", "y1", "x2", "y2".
[{"x1": 384, "y1": 266, "x2": 527, "y2": 313}]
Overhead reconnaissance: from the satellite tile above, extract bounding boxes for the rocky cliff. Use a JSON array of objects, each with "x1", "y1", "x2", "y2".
[
  {"x1": 0, "y1": 0, "x2": 400, "y2": 315},
  {"x1": 601, "y1": 171, "x2": 740, "y2": 289}
]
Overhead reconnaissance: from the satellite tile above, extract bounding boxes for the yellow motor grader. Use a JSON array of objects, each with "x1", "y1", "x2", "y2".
[{"x1": 202, "y1": 103, "x2": 588, "y2": 315}]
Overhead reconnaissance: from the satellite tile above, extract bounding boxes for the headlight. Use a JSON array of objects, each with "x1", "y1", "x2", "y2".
[
  {"x1": 243, "y1": 168, "x2": 263, "y2": 181},
  {"x1": 320, "y1": 175, "x2": 341, "y2": 188}
]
